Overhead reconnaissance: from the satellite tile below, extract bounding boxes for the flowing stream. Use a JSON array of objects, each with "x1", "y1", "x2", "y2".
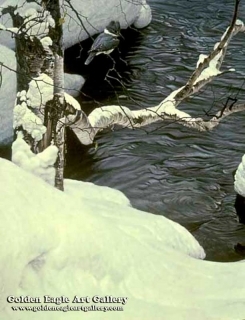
[
  {"x1": 1, "y1": 0, "x2": 245, "y2": 262},
  {"x1": 65, "y1": 0, "x2": 245, "y2": 262}
]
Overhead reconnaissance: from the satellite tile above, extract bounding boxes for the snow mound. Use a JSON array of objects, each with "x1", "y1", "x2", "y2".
[
  {"x1": 133, "y1": 0, "x2": 152, "y2": 29},
  {"x1": 0, "y1": 11, "x2": 15, "y2": 49},
  {"x1": 64, "y1": 74, "x2": 85, "y2": 98},
  {"x1": 12, "y1": 133, "x2": 58, "y2": 185},
  {"x1": 0, "y1": 44, "x2": 16, "y2": 145},
  {"x1": 0, "y1": 0, "x2": 152, "y2": 146},
  {"x1": 0, "y1": 0, "x2": 152, "y2": 50},
  {"x1": 65, "y1": 179, "x2": 131, "y2": 207},
  {"x1": 234, "y1": 154, "x2": 245, "y2": 197},
  {"x1": 1, "y1": 158, "x2": 245, "y2": 320}
]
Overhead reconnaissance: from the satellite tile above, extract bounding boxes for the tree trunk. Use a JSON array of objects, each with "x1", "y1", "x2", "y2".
[
  {"x1": 9, "y1": 0, "x2": 66, "y2": 190},
  {"x1": 44, "y1": 0, "x2": 66, "y2": 191}
]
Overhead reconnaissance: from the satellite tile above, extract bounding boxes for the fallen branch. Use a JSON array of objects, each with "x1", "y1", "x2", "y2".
[{"x1": 67, "y1": 6, "x2": 245, "y2": 145}]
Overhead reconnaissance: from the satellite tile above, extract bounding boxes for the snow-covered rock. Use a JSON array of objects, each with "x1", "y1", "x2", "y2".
[
  {"x1": 0, "y1": 45, "x2": 84, "y2": 145},
  {"x1": 62, "y1": 0, "x2": 152, "y2": 49},
  {"x1": 234, "y1": 155, "x2": 245, "y2": 223},
  {"x1": 234, "y1": 154, "x2": 245, "y2": 197},
  {"x1": 133, "y1": 0, "x2": 152, "y2": 29},
  {"x1": 0, "y1": 44, "x2": 16, "y2": 145},
  {"x1": 0, "y1": 0, "x2": 152, "y2": 50},
  {"x1": 0, "y1": 11, "x2": 15, "y2": 49},
  {"x1": 0, "y1": 158, "x2": 245, "y2": 320},
  {"x1": 64, "y1": 74, "x2": 85, "y2": 98},
  {"x1": 0, "y1": 0, "x2": 151, "y2": 146}
]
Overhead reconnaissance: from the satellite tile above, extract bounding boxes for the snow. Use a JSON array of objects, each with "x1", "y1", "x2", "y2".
[
  {"x1": 0, "y1": 158, "x2": 245, "y2": 320},
  {"x1": 0, "y1": 23, "x2": 18, "y2": 34},
  {"x1": 14, "y1": 74, "x2": 53, "y2": 141},
  {"x1": 64, "y1": 93, "x2": 81, "y2": 110},
  {"x1": 0, "y1": 45, "x2": 84, "y2": 145},
  {"x1": 194, "y1": 19, "x2": 245, "y2": 85},
  {"x1": 64, "y1": 179, "x2": 131, "y2": 207},
  {"x1": 12, "y1": 133, "x2": 58, "y2": 185},
  {"x1": 0, "y1": 44, "x2": 16, "y2": 145},
  {"x1": 0, "y1": 0, "x2": 152, "y2": 50},
  {"x1": 0, "y1": 0, "x2": 152, "y2": 145},
  {"x1": 234, "y1": 154, "x2": 245, "y2": 197},
  {"x1": 64, "y1": 74, "x2": 85, "y2": 98},
  {"x1": 24, "y1": 72, "x2": 81, "y2": 113},
  {"x1": 22, "y1": 8, "x2": 55, "y2": 39},
  {"x1": 195, "y1": 53, "x2": 222, "y2": 82},
  {"x1": 133, "y1": 0, "x2": 152, "y2": 29},
  {"x1": 62, "y1": 0, "x2": 151, "y2": 49},
  {"x1": 0, "y1": 1, "x2": 54, "y2": 42},
  {"x1": 26, "y1": 74, "x2": 54, "y2": 108},
  {"x1": 13, "y1": 101, "x2": 46, "y2": 141},
  {"x1": 0, "y1": 10, "x2": 15, "y2": 49},
  {"x1": 40, "y1": 36, "x2": 53, "y2": 49}
]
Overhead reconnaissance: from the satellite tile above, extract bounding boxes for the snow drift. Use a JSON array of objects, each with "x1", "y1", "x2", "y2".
[{"x1": 1, "y1": 158, "x2": 245, "y2": 320}]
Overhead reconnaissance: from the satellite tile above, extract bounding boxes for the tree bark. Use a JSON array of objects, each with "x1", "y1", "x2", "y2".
[
  {"x1": 6, "y1": 0, "x2": 66, "y2": 190},
  {"x1": 44, "y1": 0, "x2": 66, "y2": 191}
]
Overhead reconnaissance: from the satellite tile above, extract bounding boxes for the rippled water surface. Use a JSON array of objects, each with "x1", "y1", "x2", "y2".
[
  {"x1": 65, "y1": 0, "x2": 245, "y2": 262},
  {"x1": 3, "y1": 0, "x2": 237, "y2": 262},
  {"x1": 64, "y1": 0, "x2": 245, "y2": 263}
]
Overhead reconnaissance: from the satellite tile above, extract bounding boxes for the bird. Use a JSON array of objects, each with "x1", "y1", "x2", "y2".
[{"x1": 85, "y1": 21, "x2": 121, "y2": 65}]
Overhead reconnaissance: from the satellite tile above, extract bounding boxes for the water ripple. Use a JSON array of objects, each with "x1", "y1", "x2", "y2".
[{"x1": 67, "y1": 0, "x2": 245, "y2": 262}]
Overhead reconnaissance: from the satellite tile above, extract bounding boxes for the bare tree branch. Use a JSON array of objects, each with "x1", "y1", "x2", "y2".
[
  {"x1": 67, "y1": 12, "x2": 245, "y2": 145},
  {"x1": 174, "y1": 0, "x2": 241, "y2": 101}
]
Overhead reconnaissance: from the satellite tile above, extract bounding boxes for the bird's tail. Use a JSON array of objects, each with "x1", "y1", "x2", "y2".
[{"x1": 85, "y1": 52, "x2": 96, "y2": 65}]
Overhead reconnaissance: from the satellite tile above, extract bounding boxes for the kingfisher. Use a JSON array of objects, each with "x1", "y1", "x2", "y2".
[{"x1": 85, "y1": 21, "x2": 121, "y2": 65}]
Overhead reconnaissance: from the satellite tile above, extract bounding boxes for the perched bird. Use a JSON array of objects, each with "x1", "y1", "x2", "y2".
[{"x1": 85, "y1": 21, "x2": 120, "y2": 65}]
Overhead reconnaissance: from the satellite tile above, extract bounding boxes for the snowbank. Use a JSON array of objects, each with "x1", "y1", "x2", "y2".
[
  {"x1": 0, "y1": 0, "x2": 151, "y2": 146},
  {"x1": 64, "y1": 179, "x2": 131, "y2": 207},
  {"x1": 234, "y1": 154, "x2": 245, "y2": 197},
  {"x1": 0, "y1": 44, "x2": 16, "y2": 145},
  {"x1": 0, "y1": 0, "x2": 151, "y2": 50},
  {"x1": 62, "y1": 0, "x2": 152, "y2": 49},
  {"x1": 234, "y1": 155, "x2": 245, "y2": 223},
  {"x1": 1, "y1": 158, "x2": 245, "y2": 320}
]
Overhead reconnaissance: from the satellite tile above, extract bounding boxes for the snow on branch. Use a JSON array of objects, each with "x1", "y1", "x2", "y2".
[
  {"x1": 174, "y1": 0, "x2": 241, "y2": 101},
  {"x1": 1, "y1": 2, "x2": 54, "y2": 31},
  {"x1": 13, "y1": 73, "x2": 81, "y2": 142},
  {"x1": 0, "y1": 1, "x2": 54, "y2": 51},
  {"x1": 0, "y1": 23, "x2": 19, "y2": 34},
  {"x1": 68, "y1": 14, "x2": 245, "y2": 145}
]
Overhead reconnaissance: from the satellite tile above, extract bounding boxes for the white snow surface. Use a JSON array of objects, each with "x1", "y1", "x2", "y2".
[
  {"x1": 64, "y1": 74, "x2": 85, "y2": 98},
  {"x1": 0, "y1": 0, "x2": 151, "y2": 145},
  {"x1": 13, "y1": 101, "x2": 46, "y2": 141},
  {"x1": 64, "y1": 179, "x2": 131, "y2": 207},
  {"x1": 0, "y1": 45, "x2": 84, "y2": 145},
  {"x1": 26, "y1": 73, "x2": 54, "y2": 108},
  {"x1": 0, "y1": 44, "x2": 16, "y2": 145},
  {"x1": 1, "y1": 158, "x2": 245, "y2": 320},
  {"x1": 12, "y1": 133, "x2": 58, "y2": 185},
  {"x1": 234, "y1": 154, "x2": 245, "y2": 196},
  {"x1": 40, "y1": 36, "x2": 53, "y2": 50},
  {"x1": 133, "y1": 0, "x2": 152, "y2": 29},
  {"x1": 0, "y1": 0, "x2": 152, "y2": 49},
  {"x1": 22, "y1": 7, "x2": 55, "y2": 39}
]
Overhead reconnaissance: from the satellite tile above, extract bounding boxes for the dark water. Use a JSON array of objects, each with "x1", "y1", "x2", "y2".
[
  {"x1": 65, "y1": 0, "x2": 245, "y2": 262},
  {"x1": 2, "y1": 0, "x2": 245, "y2": 262}
]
